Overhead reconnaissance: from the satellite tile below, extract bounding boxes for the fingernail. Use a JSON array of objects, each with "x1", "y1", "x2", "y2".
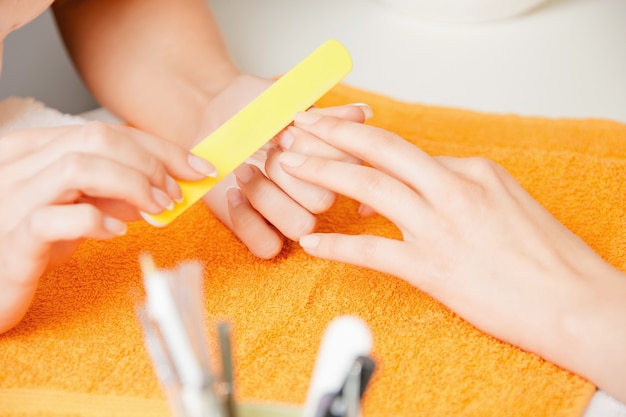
[
  {"x1": 226, "y1": 187, "x2": 245, "y2": 208},
  {"x1": 151, "y1": 187, "x2": 174, "y2": 211},
  {"x1": 279, "y1": 128, "x2": 295, "y2": 150},
  {"x1": 165, "y1": 175, "x2": 183, "y2": 203},
  {"x1": 279, "y1": 152, "x2": 307, "y2": 168},
  {"x1": 299, "y1": 234, "x2": 320, "y2": 249},
  {"x1": 293, "y1": 112, "x2": 322, "y2": 125},
  {"x1": 234, "y1": 163, "x2": 255, "y2": 184},
  {"x1": 103, "y1": 216, "x2": 127, "y2": 236},
  {"x1": 188, "y1": 154, "x2": 218, "y2": 177},
  {"x1": 352, "y1": 103, "x2": 374, "y2": 120}
]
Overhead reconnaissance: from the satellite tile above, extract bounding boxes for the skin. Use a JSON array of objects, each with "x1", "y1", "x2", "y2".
[
  {"x1": 0, "y1": 0, "x2": 371, "y2": 333},
  {"x1": 275, "y1": 112, "x2": 626, "y2": 403},
  {"x1": 50, "y1": 0, "x2": 369, "y2": 258},
  {"x1": 0, "y1": 123, "x2": 215, "y2": 333}
]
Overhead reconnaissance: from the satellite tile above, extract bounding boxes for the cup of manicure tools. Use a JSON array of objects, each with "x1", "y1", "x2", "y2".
[{"x1": 136, "y1": 255, "x2": 377, "y2": 417}]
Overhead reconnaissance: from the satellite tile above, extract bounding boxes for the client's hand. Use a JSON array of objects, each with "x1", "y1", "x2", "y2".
[
  {"x1": 197, "y1": 75, "x2": 371, "y2": 259},
  {"x1": 0, "y1": 123, "x2": 215, "y2": 333},
  {"x1": 278, "y1": 112, "x2": 626, "y2": 402}
]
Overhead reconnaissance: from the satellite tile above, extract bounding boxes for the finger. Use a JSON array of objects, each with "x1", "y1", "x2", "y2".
[
  {"x1": 307, "y1": 103, "x2": 373, "y2": 122},
  {"x1": 292, "y1": 113, "x2": 455, "y2": 198},
  {"x1": 299, "y1": 233, "x2": 412, "y2": 280},
  {"x1": 21, "y1": 204, "x2": 127, "y2": 242},
  {"x1": 17, "y1": 153, "x2": 175, "y2": 216},
  {"x1": 233, "y1": 163, "x2": 317, "y2": 241},
  {"x1": 357, "y1": 204, "x2": 378, "y2": 217},
  {"x1": 279, "y1": 152, "x2": 427, "y2": 234},
  {"x1": 117, "y1": 124, "x2": 217, "y2": 180},
  {"x1": 76, "y1": 196, "x2": 143, "y2": 222},
  {"x1": 5, "y1": 123, "x2": 215, "y2": 199},
  {"x1": 271, "y1": 103, "x2": 372, "y2": 150},
  {"x1": 265, "y1": 147, "x2": 337, "y2": 214},
  {"x1": 0, "y1": 204, "x2": 125, "y2": 333},
  {"x1": 434, "y1": 156, "x2": 516, "y2": 190},
  {"x1": 0, "y1": 125, "x2": 71, "y2": 163},
  {"x1": 278, "y1": 126, "x2": 361, "y2": 164},
  {"x1": 225, "y1": 187, "x2": 284, "y2": 259}
]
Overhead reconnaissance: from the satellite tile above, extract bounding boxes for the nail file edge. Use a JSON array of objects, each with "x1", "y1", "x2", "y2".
[{"x1": 143, "y1": 40, "x2": 353, "y2": 227}]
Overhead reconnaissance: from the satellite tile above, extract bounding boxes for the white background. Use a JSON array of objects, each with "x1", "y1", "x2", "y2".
[{"x1": 1, "y1": 0, "x2": 625, "y2": 123}]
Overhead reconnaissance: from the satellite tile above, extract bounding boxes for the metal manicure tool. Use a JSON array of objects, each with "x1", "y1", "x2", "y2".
[
  {"x1": 137, "y1": 254, "x2": 231, "y2": 417},
  {"x1": 137, "y1": 255, "x2": 376, "y2": 417}
]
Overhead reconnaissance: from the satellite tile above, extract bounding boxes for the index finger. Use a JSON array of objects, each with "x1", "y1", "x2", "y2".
[{"x1": 292, "y1": 112, "x2": 455, "y2": 197}]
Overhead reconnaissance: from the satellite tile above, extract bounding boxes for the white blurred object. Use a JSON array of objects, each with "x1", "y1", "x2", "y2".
[{"x1": 372, "y1": 0, "x2": 550, "y2": 22}]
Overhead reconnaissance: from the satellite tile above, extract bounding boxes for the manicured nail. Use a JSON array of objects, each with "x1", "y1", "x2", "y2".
[
  {"x1": 188, "y1": 154, "x2": 218, "y2": 177},
  {"x1": 151, "y1": 187, "x2": 174, "y2": 211},
  {"x1": 279, "y1": 128, "x2": 295, "y2": 150},
  {"x1": 293, "y1": 112, "x2": 322, "y2": 125},
  {"x1": 226, "y1": 187, "x2": 245, "y2": 208},
  {"x1": 279, "y1": 152, "x2": 307, "y2": 168},
  {"x1": 165, "y1": 175, "x2": 183, "y2": 203},
  {"x1": 299, "y1": 234, "x2": 320, "y2": 249},
  {"x1": 103, "y1": 216, "x2": 127, "y2": 236},
  {"x1": 234, "y1": 163, "x2": 255, "y2": 184},
  {"x1": 352, "y1": 103, "x2": 374, "y2": 120}
]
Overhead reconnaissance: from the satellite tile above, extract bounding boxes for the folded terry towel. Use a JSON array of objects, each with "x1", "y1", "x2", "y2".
[{"x1": 1, "y1": 88, "x2": 625, "y2": 417}]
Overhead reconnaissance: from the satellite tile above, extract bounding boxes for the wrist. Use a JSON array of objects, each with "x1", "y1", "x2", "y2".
[
  {"x1": 557, "y1": 267, "x2": 626, "y2": 402},
  {"x1": 190, "y1": 74, "x2": 274, "y2": 148}
]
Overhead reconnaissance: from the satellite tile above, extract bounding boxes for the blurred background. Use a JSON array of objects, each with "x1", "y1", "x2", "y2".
[{"x1": 1, "y1": 0, "x2": 625, "y2": 123}]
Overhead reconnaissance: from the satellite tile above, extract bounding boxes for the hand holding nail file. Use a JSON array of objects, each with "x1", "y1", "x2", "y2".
[{"x1": 142, "y1": 40, "x2": 353, "y2": 227}]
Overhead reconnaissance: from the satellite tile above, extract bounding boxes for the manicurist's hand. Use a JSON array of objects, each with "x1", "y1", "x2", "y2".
[
  {"x1": 196, "y1": 82, "x2": 371, "y2": 258},
  {"x1": 0, "y1": 123, "x2": 216, "y2": 334},
  {"x1": 278, "y1": 113, "x2": 626, "y2": 403},
  {"x1": 186, "y1": 83, "x2": 371, "y2": 261},
  {"x1": 53, "y1": 0, "x2": 371, "y2": 259},
  {"x1": 221, "y1": 103, "x2": 371, "y2": 259}
]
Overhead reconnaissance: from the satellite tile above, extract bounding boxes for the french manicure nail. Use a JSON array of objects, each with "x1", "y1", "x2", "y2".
[
  {"x1": 293, "y1": 112, "x2": 322, "y2": 125},
  {"x1": 103, "y1": 216, "x2": 127, "y2": 236},
  {"x1": 279, "y1": 152, "x2": 307, "y2": 168},
  {"x1": 352, "y1": 103, "x2": 374, "y2": 120},
  {"x1": 299, "y1": 234, "x2": 320, "y2": 249},
  {"x1": 165, "y1": 175, "x2": 183, "y2": 203},
  {"x1": 279, "y1": 128, "x2": 295, "y2": 150},
  {"x1": 151, "y1": 187, "x2": 174, "y2": 211},
  {"x1": 226, "y1": 187, "x2": 244, "y2": 208},
  {"x1": 234, "y1": 164, "x2": 255, "y2": 184},
  {"x1": 188, "y1": 154, "x2": 218, "y2": 177}
]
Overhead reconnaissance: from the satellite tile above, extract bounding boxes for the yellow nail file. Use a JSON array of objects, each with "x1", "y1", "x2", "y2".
[{"x1": 142, "y1": 39, "x2": 353, "y2": 227}]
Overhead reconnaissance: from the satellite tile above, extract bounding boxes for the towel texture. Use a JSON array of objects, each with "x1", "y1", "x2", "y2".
[{"x1": 2, "y1": 85, "x2": 626, "y2": 417}]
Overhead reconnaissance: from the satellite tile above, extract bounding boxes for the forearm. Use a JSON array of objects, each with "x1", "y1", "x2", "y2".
[{"x1": 52, "y1": 0, "x2": 239, "y2": 147}]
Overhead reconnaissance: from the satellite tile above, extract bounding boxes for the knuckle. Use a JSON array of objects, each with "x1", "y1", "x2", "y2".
[
  {"x1": 57, "y1": 153, "x2": 88, "y2": 182},
  {"x1": 25, "y1": 210, "x2": 46, "y2": 238},
  {"x1": 355, "y1": 169, "x2": 387, "y2": 197},
  {"x1": 376, "y1": 129, "x2": 402, "y2": 148},
  {"x1": 308, "y1": 191, "x2": 336, "y2": 214},
  {"x1": 465, "y1": 157, "x2": 502, "y2": 182},
  {"x1": 359, "y1": 239, "x2": 379, "y2": 260},
  {"x1": 252, "y1": 238, "x2": 283, "y2": 259},
  {"x1": 80, "y1": 122, "x2": 116, "y2": 149},
  {"x1": 290, "y1": 212, "x2": 317, "y2": 239},
  {"x1": 145, "y1": 155, "x2": 166, "y2": 182}
]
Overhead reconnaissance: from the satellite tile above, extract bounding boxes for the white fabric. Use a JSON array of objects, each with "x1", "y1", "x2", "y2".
[{"x1": 0, "y1": 96, "x2": 86, "y2": 133}]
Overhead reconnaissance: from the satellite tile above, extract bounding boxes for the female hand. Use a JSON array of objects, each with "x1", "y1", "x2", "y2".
[
  {"x1": 197, "y1": 75, "x2": 371, "y2": 258},
  {"x1": 277, "y1": 113, "x2": 626, "y2": 402},
  {"x1": 0, "y1": 122, "x2": 215, "y2": 333}
]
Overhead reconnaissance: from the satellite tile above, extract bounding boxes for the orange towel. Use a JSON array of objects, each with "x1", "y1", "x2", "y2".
[{"x1": 2, "y1": 83, "x2": 625, "y2": 417}]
